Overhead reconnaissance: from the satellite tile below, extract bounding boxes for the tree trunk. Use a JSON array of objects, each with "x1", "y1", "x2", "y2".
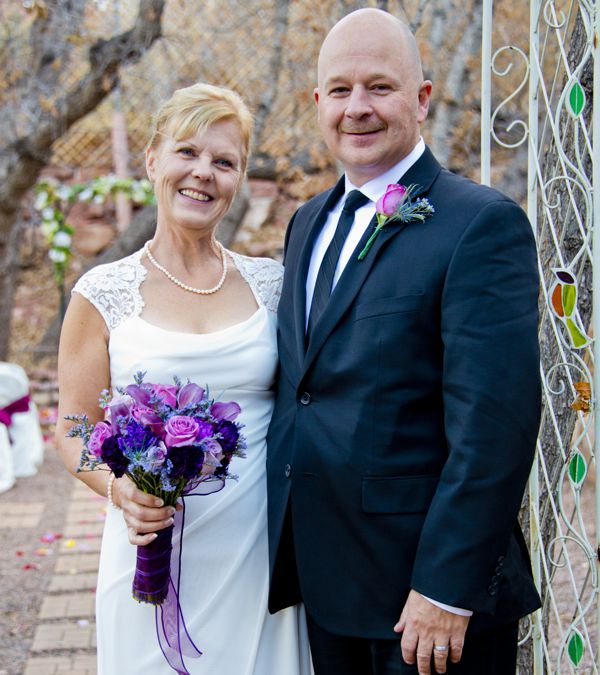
[{"x1": 0, "y1": 0, "x2": 166, "y2": 360}]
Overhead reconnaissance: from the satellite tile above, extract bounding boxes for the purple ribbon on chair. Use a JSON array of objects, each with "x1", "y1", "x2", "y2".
[
  {"x1": 0, "y1": 394, "x2": 30, "y2": 427},
  {"x1": 151, "y1": 477, "x2": 227, "y2": 675}
]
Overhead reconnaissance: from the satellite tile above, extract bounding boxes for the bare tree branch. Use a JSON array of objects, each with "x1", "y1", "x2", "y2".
[{"x1": 0, "y1": 0, "x2": 166, "y2": 359}]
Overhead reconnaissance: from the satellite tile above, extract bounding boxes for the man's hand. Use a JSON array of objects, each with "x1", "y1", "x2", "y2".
[{"x1": 394, "y1": 590, "x2": 470, "y2": 674}]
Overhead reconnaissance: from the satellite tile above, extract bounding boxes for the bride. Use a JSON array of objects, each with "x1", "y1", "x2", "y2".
[{"x1": 56, "y1": 82, "x2": 312, "y2": 674}]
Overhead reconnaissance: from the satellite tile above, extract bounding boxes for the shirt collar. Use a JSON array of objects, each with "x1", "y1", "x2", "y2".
[{"x1": 343, "y1": 138, "x2": 426, "y2": 204}]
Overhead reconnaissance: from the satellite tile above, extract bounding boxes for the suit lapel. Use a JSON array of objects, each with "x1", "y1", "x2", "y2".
[
  {"x1": 291, "y1": 176, "x2": 346, "y2": 366},
  {"x1": 302, "y1": 147, "x2": 442, "y2": 375}
]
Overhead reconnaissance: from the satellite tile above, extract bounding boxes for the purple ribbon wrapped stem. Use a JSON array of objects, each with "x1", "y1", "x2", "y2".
[
  {"x1": 131, "y1": 476, "x2": 226, "y2": 674},
  {"x1": 132, "y1": 525, "x2": 173, "y2": 604}
]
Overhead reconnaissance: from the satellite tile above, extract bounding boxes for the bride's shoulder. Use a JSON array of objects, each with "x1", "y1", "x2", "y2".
[
  {"x1": 72, "y1": 249, "x2": 147, "y2": 330},
  {"x1": 227, "y1": 250, "x2": 283, "y2": 312},
  {"x1": 228, "y1": 250, "x2": 283, "y2": 278}
]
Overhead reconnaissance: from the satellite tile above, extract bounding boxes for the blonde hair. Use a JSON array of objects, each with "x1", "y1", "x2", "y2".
[{"x1": 147, "y1": 83, "x2": 254, "y2": 172}]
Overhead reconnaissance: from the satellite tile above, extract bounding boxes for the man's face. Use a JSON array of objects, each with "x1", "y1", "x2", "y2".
[{"x1": 315, "y1": 26, "x2": 431, "y2": 187}]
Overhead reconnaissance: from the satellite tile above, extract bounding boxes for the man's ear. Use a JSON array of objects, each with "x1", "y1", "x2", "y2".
[
  {"x1": 417, "y1": 80, "x2": 433, "y2": 124},
  {"x1": 313, "y1": 87, "x2": 319, "y2": 106}
]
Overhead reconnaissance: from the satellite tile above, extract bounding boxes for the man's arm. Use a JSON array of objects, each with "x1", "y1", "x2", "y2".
[{"x1": 397, "y1": 198, "x2": 541, "y2": 673}]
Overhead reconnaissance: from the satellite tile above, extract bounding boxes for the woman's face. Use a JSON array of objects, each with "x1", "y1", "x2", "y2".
[{"x1": 146, "y1": 118, "x2": 244, "y2": 235}]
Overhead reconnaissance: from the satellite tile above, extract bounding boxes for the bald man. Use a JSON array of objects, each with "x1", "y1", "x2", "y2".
[{"x1": 266, "y1": 9, "x2": 541, "y2": 675}]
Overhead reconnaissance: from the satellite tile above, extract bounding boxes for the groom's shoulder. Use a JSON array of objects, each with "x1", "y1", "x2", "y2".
[
  {"x1": 437, "y1": 166, "x2": 517, "y2": 203},
  {"x1": 434, "y1": 166, "x2": 526, "y2": 216}
]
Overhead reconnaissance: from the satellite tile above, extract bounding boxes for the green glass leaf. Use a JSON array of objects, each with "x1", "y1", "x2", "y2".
[
  {"x1": 568, "y1": 452, "x2": 587, "y2": 486},
  {"x1": 562, "y1": 284, "x2": 576, "y2": 316},
  {"x1": 568, "y1": 81, "x2": 586, "y2": 117},
  {"x1": 566, "y1": 318, "x2": 589, "y2": 348},
  {"x1": 567, "y1": 629, "x2": 585, "y2": 666}
]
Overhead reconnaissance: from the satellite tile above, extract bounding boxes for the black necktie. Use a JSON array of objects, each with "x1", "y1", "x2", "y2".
[{"x1": 307, "y1": 190, "x2": 369, "y2": 338}]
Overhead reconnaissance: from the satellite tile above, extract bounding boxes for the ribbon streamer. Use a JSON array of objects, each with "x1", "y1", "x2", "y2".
[{"x1": 154, "y1": 477, "x2": 226, "y2": 674}]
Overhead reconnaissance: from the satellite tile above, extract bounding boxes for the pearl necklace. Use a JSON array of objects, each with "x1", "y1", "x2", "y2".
[{"x1": 144, "y1": 240, "x2": 228, "y2": 295}]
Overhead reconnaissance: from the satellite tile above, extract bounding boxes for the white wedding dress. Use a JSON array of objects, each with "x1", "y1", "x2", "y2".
[{"x1": 73, "y1": 248, "x2": 312, "y2": 675}]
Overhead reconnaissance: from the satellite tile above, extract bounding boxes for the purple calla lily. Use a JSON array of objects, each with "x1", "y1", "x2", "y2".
[
  {"x1": 125, "y1": 384, "x2": 152, "y2": 406},
  {"x1": 177, "y1": 382, "x2": 206, "y2": 408},
  {"x1": 132, "y1": 406, "x2": 166, "y2": 438},
  {"x1": 109, "y1": 395, "x2": 133, "y2": 434},
  {"x1": 210, "y1": 401, "x2": 241, "y2": 422}
]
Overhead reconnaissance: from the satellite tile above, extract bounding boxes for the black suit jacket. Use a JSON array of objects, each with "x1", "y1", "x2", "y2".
[{"x1": 266, "y1": 146, "x2": 541, "y2": 638}]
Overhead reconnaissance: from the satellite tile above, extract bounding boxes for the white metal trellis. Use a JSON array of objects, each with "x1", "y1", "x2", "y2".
[{"x1": 482, "y1": 1, "x2": 599, "y2": 673}]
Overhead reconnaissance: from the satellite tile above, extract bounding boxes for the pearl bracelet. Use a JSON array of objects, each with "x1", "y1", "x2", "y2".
[{"x1": 107, "y1": 473, "x2": 122, "y2": 510}]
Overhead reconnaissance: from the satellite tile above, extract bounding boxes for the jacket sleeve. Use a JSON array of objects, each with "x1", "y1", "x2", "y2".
[{"x1": 410, "y1": 198, "x2": 541, "y2": 615}]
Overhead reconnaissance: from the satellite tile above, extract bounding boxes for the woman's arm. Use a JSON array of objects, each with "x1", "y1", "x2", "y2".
[{"x1": 55, "y1": 293, "x2": 175, "y2": 545}]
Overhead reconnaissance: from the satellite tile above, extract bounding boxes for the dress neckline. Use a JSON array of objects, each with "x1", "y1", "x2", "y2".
[{"x1": 131, "y1": 304, "x2": 266, "y2": 337}]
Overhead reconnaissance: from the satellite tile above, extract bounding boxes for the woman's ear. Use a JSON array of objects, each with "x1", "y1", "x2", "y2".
[{"x1": 145, "y1": 146, "x2": 156, "y2": 182}]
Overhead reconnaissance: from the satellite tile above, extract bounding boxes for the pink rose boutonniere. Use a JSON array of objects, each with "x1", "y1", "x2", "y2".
[{"x1": 357, "y1": 183, "x2": 434, "y2": 261}]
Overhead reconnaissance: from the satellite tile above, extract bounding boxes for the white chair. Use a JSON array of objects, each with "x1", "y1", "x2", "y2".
[
  {"x1": 0, "y1": 423, "x2": 15, "y2": 493},
  {"x1": 0, "y1": 362, "x2": 44, "y2": 478}
]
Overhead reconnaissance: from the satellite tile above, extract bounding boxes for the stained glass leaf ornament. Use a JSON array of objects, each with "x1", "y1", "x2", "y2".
[
  {"x1": 549, "y1": 269, "x2": 592, "y2": 349},
  {"x1": 567, "y1": 80, "x2": 586, "y2": 118},
  {"x1": 567, "y1": 628, "x2": 585, "y2": 666},
  {"x1": 568, "y1": 451, "x2": 587, "y2": 487}
]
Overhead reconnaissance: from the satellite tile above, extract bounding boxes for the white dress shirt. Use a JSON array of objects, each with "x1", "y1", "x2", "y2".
[{"x1": 304, "y1": 138, "x2": 473, "y2": 618}]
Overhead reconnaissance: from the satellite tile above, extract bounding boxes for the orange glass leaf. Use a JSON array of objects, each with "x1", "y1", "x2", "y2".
[{"x1": 551, "y1": 283, "x2": 564, "y2": 316}]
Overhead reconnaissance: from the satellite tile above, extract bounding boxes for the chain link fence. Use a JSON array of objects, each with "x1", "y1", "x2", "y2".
[{"x1": 50, "y1": 0, "x2": 408, "y2": 175}]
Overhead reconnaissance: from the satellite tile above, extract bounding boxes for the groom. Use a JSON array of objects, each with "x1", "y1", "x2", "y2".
[{"x1": 267, "y1": 8, "x2": 541, "y2": 675}]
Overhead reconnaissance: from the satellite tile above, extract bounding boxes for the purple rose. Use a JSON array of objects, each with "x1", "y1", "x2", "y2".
[
  {"x1": 152, "y1": 384, "x2": 178, "y2": 408},
  {"x1": 140, "y1": 441, "x2": 167, "y2": 473},
  {"x1": 376, "y1": 184, "x2": 407, "y2": 217},
  {"x1": 165, "y1": 415, "x2": 200, "y2": 448},
  {"x1": 210, "y1": 401, "x2": 241, "y2": 422},
  {"x1": 88, "y1": 422, "x2": 112, "y2": 459},
  {"x1": 132, "y1": 405, "x2": 165, "y2": 438},
  {"x1": 201, "y1": 439, "x2": 224, "y2": 477},
  {"x1": 177, "y1": 383, "x2": 206, "y2": 408},
  {"x1": 101, "y1": 435, "x2": 129, "y2": 477}
]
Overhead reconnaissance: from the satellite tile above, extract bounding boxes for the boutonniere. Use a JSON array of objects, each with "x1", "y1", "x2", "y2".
[{"x1": 357, "y1": 183, "x2": 435, "y2": 261}]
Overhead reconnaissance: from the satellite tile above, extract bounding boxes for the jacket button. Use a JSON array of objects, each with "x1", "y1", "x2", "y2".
[
  {"x1": 487, "y1": 584, "x2": 498, "y2": 596},
  {"x1": 497, "y1": 556, "x2": 505, "y2": 565},
  {"x1": 284, "y1": 464, "x2": 292, "y2": 478},
  {"x1": 300, "y1": 392, "x2": 311, "y2": 405}
]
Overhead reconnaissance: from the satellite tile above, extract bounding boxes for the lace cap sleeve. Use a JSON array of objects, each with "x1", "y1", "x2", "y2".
[
  {"x1": 72, "y1": 250, "x2": 147, "y2": 331},
  {"x1": 228, "y1": 251, "x2": 283, "y2": 313}
]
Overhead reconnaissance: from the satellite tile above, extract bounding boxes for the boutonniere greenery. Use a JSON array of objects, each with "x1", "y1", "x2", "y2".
[{"x1": 357, "y1": 183, "x2": 435, "y2": 261}]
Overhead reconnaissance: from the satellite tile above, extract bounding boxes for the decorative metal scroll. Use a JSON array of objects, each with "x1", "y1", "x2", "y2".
[{"x1": 483, "y1": 1, "x2": 598, "y2": 672}]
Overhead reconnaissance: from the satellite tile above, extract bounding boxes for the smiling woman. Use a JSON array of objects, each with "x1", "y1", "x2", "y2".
[{"x1": 54, "y1": 82, "x2": 312, "y2": 675}]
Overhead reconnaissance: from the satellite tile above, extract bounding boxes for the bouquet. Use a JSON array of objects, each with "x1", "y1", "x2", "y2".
[{"x1": 67, "y1": 371, "x2": 246, "y2": 605}]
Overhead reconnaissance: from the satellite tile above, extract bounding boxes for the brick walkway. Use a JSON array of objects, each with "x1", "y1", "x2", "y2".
[{"x1": 23, "y1": 481, "x2": 101, "y2": 675}]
